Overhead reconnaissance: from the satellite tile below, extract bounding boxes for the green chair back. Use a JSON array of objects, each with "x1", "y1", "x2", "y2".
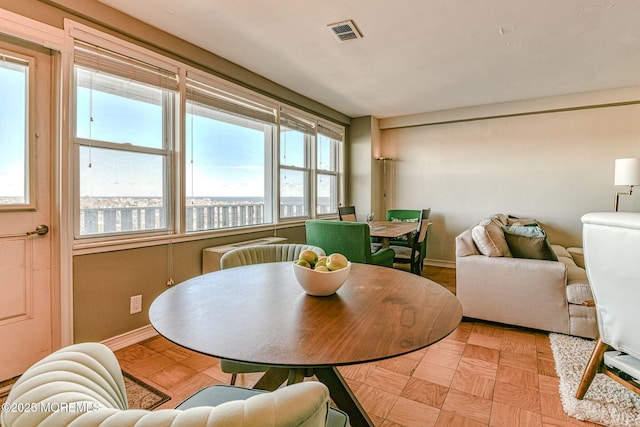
[
  {"x1": 305, "y1": 220, "x2": 394, "y2": 267},
  {"x1": 386, "y1": 209, "x2": 422, "y2": 222},
  {"x1": 385, "y1": 209, "x2": 422, "y2": 247}
]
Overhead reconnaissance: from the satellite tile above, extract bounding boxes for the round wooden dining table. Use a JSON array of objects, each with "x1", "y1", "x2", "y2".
[{"x1": 149, "y1": 262, "x2": 462, "y2": 427}]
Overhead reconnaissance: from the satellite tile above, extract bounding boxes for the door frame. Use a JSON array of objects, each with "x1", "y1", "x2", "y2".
[{"x1": 0, "y1": 8, "x2": 72, "y2": 350}]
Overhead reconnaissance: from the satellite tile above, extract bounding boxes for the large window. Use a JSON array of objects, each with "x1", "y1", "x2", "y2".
[
  {"x1": 279, "y1": 108, "x2": 313, "y2": 219},
  {"x1": 0, "y1": 53, "x2": 31, "y2": 208},
  {"x1": 316, "y1": 122, "x2": 343, "y2": 215},
  {"x1": 185, "y1": 75, "x2": 277, "y2": 231},
  {"x1": 70, "y1": 28, "x2": 345, "y2": 240},
  {"x1": 73, "y1": 42, "x2": 177, "y2": 237},
  {"x1": 279, "y1": 110, "x2": 344, "y2": 220}
]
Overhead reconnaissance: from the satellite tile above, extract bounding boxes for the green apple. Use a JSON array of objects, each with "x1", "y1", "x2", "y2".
[
  {"x1": 326, "y1": 253, "x2": 348, "y2": 271},
  {"x1": 299, "y1": 249, "x2": 319, "y2": 267},
  {"x1": 295, "y1": 259, "x2": 311, "y2": 268},
  {"x1": 314, "y1": 265, "x2": 330, "y2": 272}
]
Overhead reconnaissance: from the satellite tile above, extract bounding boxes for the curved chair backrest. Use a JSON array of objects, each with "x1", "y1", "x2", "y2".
[
  {"x1": 1, "y1": 343, "x2": 331, "y2": 427},
  {"x1": 220, "y1": 244, "x2": 325, "y2": 270},
  {"x1": 582, "y1": 212, "x2": 640, "y2": 359}
]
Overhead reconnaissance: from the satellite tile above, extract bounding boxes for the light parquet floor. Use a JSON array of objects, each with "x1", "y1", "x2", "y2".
[{"x1": 115, "y1": 266, "x2": 601, "y2": 427}]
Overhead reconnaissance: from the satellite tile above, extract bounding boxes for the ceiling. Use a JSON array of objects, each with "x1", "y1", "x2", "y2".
[{"x1": 97, "y1": 0, "x2": 640, "y2": 119}]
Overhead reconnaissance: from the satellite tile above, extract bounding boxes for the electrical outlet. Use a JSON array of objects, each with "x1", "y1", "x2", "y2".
[{"x1": 130, "y1": 295, "x2": 142, "y2": 314}]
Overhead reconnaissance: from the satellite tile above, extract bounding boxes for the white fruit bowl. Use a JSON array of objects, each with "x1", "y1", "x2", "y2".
[{"x1": 292, "y1": 262, "x2": 351, "y2": 296}]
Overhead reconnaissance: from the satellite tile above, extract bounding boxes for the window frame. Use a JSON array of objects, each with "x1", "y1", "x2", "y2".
[
  {"x1": 71, "y1": 40, "x2": 178, "y2": 239},
  {"x1": 278, "y1": 107, "x2": 315, "y2": 221},
  {"x1": 0, "y1": 47, "x2": 36, "y2": 211},
  {"x1": 278, "y1": 108, "x2": 345, "y2": 222},
  {"x1": 315, "y1": 120, "x2": 345, "y2": 217},
  {"x1": 67, "y1": 22, "x2": 346, "y2": 244},
  {"x1": 183, "y1": 71, "x2": 278, "y2": 233}
]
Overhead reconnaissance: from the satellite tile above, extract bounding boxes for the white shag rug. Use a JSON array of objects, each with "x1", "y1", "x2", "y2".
[{"x1": 549, "y1": 333, "x2": 640, "y2": 427}]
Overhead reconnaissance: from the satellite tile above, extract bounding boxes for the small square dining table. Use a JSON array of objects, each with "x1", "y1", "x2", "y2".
[{"x1": 369, "y1": 220, "x2": 419, "y2": 247}]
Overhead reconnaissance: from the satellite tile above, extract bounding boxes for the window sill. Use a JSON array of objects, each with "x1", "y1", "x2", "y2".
[{"x1": 71, "y1": 221, "x2": 313, "y2": 255}]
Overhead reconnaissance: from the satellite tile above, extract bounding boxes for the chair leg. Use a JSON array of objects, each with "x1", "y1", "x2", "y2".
[
  {"x1": 576, "y1": 337, "x2": 607, "y2": 399},
  {"x1": 230, "y1": 373, "x2": 238, "y2": 385}
]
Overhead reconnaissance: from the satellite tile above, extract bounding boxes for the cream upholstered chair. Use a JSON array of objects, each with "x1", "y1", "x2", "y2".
[
  {"x1": 220, "y1": 243, "x2": 325, "y2": 270},
  {"x1": 576, "y1": 212, "x2": 640, "y2": 399},
  {"x1": 0, "y1": 342, "x2": 349, "y2": 427},
  {"x1": 218, "y1": 243, "x2": 325, "y2": 385}
]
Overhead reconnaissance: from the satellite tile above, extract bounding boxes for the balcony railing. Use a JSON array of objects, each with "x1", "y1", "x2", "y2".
[{"x1": 79, "y1": 201, "x2": 332, "y2": 235}]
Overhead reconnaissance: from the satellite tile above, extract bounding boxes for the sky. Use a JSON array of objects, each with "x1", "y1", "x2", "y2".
[
  {"x1": 2, "y1": 63, "x2": 329, "y2": 203},
  {"x1": 0, "y1": 62, "x2": 27, "y2": 200},
  {"x1": 75, "y1": 72, "x2": 271, "y2": 199}
]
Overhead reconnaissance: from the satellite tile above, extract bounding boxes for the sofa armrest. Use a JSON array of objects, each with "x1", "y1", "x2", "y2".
[{"x1": 456, "y1": 254, "x2": 571, "y2": 333}]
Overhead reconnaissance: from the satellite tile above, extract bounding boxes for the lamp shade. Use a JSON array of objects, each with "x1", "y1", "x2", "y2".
[{"x1": 614, "y1": 158, "x2": 640, "y2": 186}]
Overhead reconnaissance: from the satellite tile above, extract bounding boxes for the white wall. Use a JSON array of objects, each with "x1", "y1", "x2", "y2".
[{"x1": 380, "y1": 89, "x2": 640, "y2": 265}]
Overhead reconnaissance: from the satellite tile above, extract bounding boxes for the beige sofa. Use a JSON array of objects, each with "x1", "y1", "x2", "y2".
[{"x1": 455, "y1": 214, "x2": 597, "y2": 338}]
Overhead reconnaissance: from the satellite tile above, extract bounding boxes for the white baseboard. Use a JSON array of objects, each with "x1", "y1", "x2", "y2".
[
  {"x1": 101, "y1": 324, "x2": 158, "y2": 351},
  {"x1": 424, "y1": 259, "x2": 455, "y2": 269}
]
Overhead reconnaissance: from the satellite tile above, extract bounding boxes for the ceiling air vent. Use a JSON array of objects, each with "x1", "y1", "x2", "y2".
[{"x1": 327, "y1": 20, "x2": 363, "y2": 42}]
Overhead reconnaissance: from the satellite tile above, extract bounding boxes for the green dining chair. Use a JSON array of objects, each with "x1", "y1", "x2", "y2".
[
  {"x1": 305, "y1": 220, "x2": 394, "y2": 268},
  {"x1": 218, "y1": 243, "x2": 325, "y2": 386},
  {"x1": 385, "y1": 209, "x2": 421, "y2": 243},
  {"x1": 338, "y1": 205, "x2": 357, "y2": 222},
  {"x1": 390, "y1": 209, "x2": 431, "y2": 275}
]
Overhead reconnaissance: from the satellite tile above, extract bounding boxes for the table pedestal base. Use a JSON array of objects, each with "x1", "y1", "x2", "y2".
[{"x1": 254, "y1": 366, "x2": 374, "y2": 427}]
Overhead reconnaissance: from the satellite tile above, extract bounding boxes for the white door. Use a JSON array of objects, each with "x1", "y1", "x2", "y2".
[{"x1": 0, "y1": 36, "x2": 54, "y2": 381}]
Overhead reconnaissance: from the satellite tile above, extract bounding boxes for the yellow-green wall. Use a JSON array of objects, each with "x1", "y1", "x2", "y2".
[{"x1": 73, "y1": 227, "x2": 307, "y2": 342}]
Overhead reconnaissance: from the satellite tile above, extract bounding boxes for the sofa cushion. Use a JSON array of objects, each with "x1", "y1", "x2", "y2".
[
  {"x1": 472, "y1": 216, "x2": 512, "y2": 257},
  {"x1": 553, "y1": 245, "x2": 593, "y2": 304},
  {"x1": 503, "y1": 225, "x2": 558, "y2": 261},
  {"x1": 552, "y1": 245, "x2": 573, "y2": 260},
  {"x1": 565, "y1": 266, "x2": 594, "y2": 304}
]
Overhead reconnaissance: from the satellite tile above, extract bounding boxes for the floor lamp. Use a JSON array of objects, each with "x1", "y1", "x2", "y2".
[
  {"x1": 377, "y1": 157, "x2": 392, "y2": 214},
  {"x1": 614, "y1": 158, "x2": 640, "y2": 212}
]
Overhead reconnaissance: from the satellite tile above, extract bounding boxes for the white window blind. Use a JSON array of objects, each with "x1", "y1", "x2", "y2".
[
  {"x1": 280, "y1": 108, "x2": 316, "y2": 135},
  {"x1": 74, "y1": 41, "x2": 178, "y2": 91},
  {"x1": 186, "y1": 76, "x2": 277, "y2": 125},
  {"x1": 318, "y1": 122, "x2": 344, "y2": 141}
]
